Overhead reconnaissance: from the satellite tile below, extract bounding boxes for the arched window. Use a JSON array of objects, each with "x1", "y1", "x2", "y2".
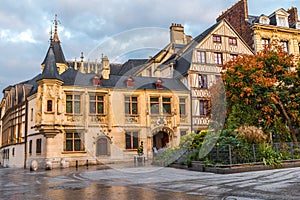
[{"x1": 96, "y1": 138, "x2": 108, "y2": 156}]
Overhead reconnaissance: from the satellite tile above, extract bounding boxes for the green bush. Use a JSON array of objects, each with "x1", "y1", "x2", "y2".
[{"x1": 261, "y1": 145, "x2": 282, "y2": 166}]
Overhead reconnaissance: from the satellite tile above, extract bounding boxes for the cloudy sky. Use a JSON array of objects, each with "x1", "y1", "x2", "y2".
[{"x1": 0, "y1": 0, "x2": 299, "y2": 93}]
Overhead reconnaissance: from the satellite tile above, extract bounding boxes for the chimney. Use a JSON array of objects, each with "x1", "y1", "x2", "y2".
[
  {"x1": 101, "y1": 56, "x2": 110, "y2": 80},
  {"x1": 288, "y1": 7, "x2": 298, "y2": 26},
  {"x1": 170, "y1": 23, "x2": 187, "y2": 44}
]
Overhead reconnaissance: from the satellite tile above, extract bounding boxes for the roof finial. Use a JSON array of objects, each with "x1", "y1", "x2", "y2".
[
  {"x1": 81, "y1": 52, "x2": 84, "y2": 62},
  {"x1": 49, "y1": 26, "x2": 53, "y2": 42},
  {"x1": 52, "y1": 14, "x2": 61, "y2": 43},
  {"x1": 80, "y1": 52, "x2": 85, "y2": 73}
]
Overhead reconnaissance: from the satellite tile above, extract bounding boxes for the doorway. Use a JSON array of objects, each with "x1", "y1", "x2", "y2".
[
  {"x1": 96, "y1": 138, "x2": 108, "y2": 156},
  {"x1": 153, "y1": 131, "x2": 169, "y2": 149}
]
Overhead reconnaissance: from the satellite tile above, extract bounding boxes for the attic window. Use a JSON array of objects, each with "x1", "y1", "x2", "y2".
[
  {"x1": 156, "y1": 79, "x2": 163, "y2": 89},
  {"x1": 296, "y1": 22, "x2": 300, "y2": 29},
  {"x1": 213, "y1": 35, "x2": 222, "y2": 43},
  {"x1": 126, "y1": 77, "x2": 134, "y2": 88},
  {"x1": 92, "y1": 75, "x2": 101, "y2": 86},
  {"x1": 277, "y1": 16, "x2": 288, "y2": 27},
  {"x1": 259, "y1": 17, "x2": 269, "y2": 25},
  {"x1": 229, "y1": 37, "x2": 237, "y2": 46}
]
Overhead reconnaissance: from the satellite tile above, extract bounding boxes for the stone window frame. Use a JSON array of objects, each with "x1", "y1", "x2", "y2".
[
  {"x1": 149, "y1": 96, "x2": 173, "y2": 115},
  {"x1": 280, "y1": 40, "x2": 289, "y2": 53},
  {"x1": 125, "y1": 131, "x2": 139, "y2": 150},
  {"x1": 125, "y1": 95, "x2": 138, "y2": 116},
  {"x1": 179, "y1": 97, "x2": 187, "y2": 116},
  {"x1": 64, "y1": 132, "x2": 85, "y2": 152},
  {"x1": 89, "y1": 94, "x2": 105, "y2": 115},
  {"x1": 36, "y1": 138, "x2": 42, "y2": 154},
  {"x1": 65, "y1": 93, "x2": 82, "y2": 115},
  {"x1": 46, "y1": 99, "x2": 53, "y2": 112}
]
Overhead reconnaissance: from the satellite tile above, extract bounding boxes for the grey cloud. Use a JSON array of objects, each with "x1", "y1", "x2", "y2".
[{"x1": 1, "y1": 0, "x2": 300, "y2": 95}]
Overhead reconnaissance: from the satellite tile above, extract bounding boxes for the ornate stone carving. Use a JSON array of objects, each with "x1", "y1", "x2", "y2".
[
  {"x1": 125, "y1": 115, "x2": 139, "y2": 123},
  {"x1": 89, "y1": 115, "x2": 108, "y2": 124}
]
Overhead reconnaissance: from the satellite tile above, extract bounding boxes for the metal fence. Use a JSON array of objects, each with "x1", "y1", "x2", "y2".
[{"x1": 206, "y1": 142, "x2": 300, "y2": 165}]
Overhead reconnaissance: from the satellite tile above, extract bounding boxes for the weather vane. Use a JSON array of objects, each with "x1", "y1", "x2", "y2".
[
  {"x1": 51, "y1": 14, "x2": 61, "y2": 42},
  {"x1": 52, "y1": 14, "x2": 61, "y2": 27}
]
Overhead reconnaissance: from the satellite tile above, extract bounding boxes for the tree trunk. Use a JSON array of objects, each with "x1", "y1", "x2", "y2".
[{"x1": 276, "y1": 98, "x2": 298, "y2": 143}]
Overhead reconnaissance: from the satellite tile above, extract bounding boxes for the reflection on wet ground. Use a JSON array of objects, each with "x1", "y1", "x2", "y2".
[
  {"x1": 0, "y1": 164, "x2": 300, "y2": 200},
  {"x1": 0, "y1": 165, "x2": 206, "y2": 200}
]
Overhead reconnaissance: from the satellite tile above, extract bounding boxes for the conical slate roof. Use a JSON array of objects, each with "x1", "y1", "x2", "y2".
[
  {"x1": 41, "y1": 40, "x2": 67, "y2": 65},
  {"x1": 38, "y1": 44, "x2": 63, "y2": 81}
]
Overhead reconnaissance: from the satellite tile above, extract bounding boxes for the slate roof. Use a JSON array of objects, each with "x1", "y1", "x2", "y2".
[
  {"x1": 248, "y1": 9, "x2": 299, "y2": 28},
  {"x1": 66, "y1": 59, "x2": 146, "y2": 76},
  {"x1": 1, "y1": 73, "x2": 41, "y2": 105},
  {"x1": 110, "y1": 64, "x2": 122, "y2": 75},
  {"x1": 37, "y1": 44, "x2": 63, "y2": 81},
  {"x1": 60, "y1": 67, "x2": 188, "y2": 91},
  {"x1": 115, "y1": 59, "x2": 148, "y2": 75},
  {"x1": 174, "y1": 21, "x2": 221, "y2": 77},
  {"x1": 41, "y1": 40, "x2": 67, "y2": 65}
]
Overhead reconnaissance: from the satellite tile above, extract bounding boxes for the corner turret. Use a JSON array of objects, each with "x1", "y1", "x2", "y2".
[{"x1": 41, "y1": 14, "x2": 68, "y2": 74}]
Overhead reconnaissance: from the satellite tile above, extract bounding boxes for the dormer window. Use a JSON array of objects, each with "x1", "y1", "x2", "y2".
[
  {"x1": 92, "y1": 75, "x2": 101, "y2": 86},
  {"x1": 156, "y1": 79, "x2": 163, "y2": 89},
  {"x1": 296, "y1": 22, "x2": 300, "y2": 29},
  {"x1": 277, "y1": 16, "x2": 288, "y2": 27},
  {"x1": 126, "y1": 77, "x2": 134, "y2": 88},
  {"x1": 259, "y1": 16, "x2": 270, "y2": 25}
]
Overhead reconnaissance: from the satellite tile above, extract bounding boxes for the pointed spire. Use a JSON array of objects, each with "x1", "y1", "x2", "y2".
[
  {"x1": 38, "y1": 44, "x2": 63, "y2": 81},
  {"x1": 53, "y1": 14, "x2": 60, "y2": 43}
]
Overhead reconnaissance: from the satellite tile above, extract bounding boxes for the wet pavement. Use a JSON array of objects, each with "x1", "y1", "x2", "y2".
[{"x1": 0, "y1": 163, "x2": 300, "y2": 200}]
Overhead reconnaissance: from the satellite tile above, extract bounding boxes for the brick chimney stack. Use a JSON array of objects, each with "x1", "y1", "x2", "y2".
[
  {"x1": 216, "y1": 0, "x2": 253, "y2": 49},
  {"x1": 288, "y1": 7, "x2": 298, "y2": 26}
]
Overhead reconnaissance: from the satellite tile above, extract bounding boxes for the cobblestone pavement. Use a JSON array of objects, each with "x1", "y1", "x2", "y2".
[{"x1": 0, "y1": 164, "x2": 299, "y2": 200}]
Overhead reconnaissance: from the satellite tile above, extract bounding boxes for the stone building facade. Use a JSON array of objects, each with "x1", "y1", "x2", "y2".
[
  {"x1": 0, "y1": 21, "x2": 190, "y2": 169},
  {"x1": 217, "y1": 0, "x2": 300, "y2": 58}
]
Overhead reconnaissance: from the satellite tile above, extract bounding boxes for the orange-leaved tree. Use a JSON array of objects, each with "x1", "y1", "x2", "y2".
[{"x1": 222, "y1": 44, "x2": 299, "y2": 143}]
